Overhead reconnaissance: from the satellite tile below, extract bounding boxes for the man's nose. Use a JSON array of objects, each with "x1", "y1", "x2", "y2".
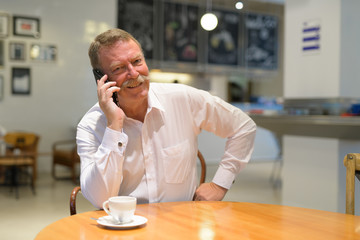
[{"x1": 127, "y1": 64, "x2": 139, "y2": 78}]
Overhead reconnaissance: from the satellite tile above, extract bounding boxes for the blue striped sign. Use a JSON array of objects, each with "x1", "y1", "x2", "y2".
[{"x1": 302, "y1": 20, "x2": 320, "y2": 53}]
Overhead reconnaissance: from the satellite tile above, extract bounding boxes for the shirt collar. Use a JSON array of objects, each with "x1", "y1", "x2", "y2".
[{"x1": 147, "y1": 83, "x2": 165, "y2": 113}]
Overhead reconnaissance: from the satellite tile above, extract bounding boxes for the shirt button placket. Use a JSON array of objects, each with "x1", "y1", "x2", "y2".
[{"x1": 142, "y1": 129, "x2": 157, "y2": 202}]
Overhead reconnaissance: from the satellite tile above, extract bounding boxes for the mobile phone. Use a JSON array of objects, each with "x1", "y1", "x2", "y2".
[{"x1": 92, "y1": 69, "x2": 118, "y2": 105}]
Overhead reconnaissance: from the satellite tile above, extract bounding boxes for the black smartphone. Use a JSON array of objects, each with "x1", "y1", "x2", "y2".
[{"x1": 92, "y1": 69, "x2": 118, "y2": 105}]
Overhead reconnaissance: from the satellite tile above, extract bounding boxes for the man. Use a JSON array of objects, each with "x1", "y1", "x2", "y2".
[{"x1": 77, "y1": 28, "x2": 256, "y2": 209}]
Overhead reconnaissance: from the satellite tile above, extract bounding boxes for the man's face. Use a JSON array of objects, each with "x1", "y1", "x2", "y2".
[{"x1": 98, "y1": 39, "x2": 150, "y2": 104}]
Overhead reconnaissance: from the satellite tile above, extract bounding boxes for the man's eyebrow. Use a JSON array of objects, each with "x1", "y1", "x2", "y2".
[
  {"x1": 109, "y1": 61, "x2": 123, "y2": 69},
  {"x1": 133, "y1": 53, "x2": 144, "y2": 59},
  {"x1": 108, "y1": 54, "x2": 144, "y2": 70}
]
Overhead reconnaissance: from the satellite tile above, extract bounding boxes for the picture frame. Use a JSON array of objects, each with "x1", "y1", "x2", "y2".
[
  {"x1": 9, "y1": 42, "x2": 26, "y2": 61},
  {"x1": 13, "y1": 16, "x2": 40, "y2": 38},
  {"x1": 0, "y1": 13, "x2": 9, "y2": 37},
  {"x1": 0, "y1": 75, "x2": 3, "y2": 100},
  {"x1": 12, "y1": 67, "x2": 31, "y2": 95},
  {"x1": 30, "y1": 44, "x2": 57, "y2": 61},
  {"x1": 207, "y1": 8, "x2": 239, "y2": 66},
  {"x1": 244, "y1": 13, "x2": 278, "y2": 70},
  {"x1": 117, "y1": 0, "x2": 154, "y2": 59},
  {"x1": 163, "y1": 2, "x2": 198, "y2": 63}
]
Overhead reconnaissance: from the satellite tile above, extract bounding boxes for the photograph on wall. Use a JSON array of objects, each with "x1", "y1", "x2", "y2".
[
  {"x1": 208, "y1": 9, "x2": 239, "y2": 65},
  {"x1": 0, "y1": 13, "x2": 9, "y2": 37},
  {"x1": 9, "y1": 42, "x2": 26, "y2": 61},
  {"x1": 30, "y1": 44, "x2": 57, "y2": 61},
  {"x1": 117, "y1": 0, "x2": 153, "y2": 59},
  {"x1": 13, "y1": 16, "x2": 40, "y2": 38},
  {"x1": 163, "y1": 2, "x2": 198, "y2": 62},
  {"x1": 244, "y1": 13, "x2": 278, "y2": 70},
  {"x1": 12, "y1": 67, "x2": 31, "y2": 95}
]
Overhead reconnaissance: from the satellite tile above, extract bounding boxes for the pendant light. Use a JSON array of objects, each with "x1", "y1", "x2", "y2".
[
  {"x1": 200, "y1": 0, "x2": 218, "y2": 31},
  {"x1": 235, "y1": 1, "x2": 244, "y2": 10}
]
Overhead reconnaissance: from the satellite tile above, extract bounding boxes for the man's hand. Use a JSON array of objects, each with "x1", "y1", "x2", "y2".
[
  {"x1": 97, "y1": 75, "x2": 124, "y2": 131},
  {"x1": 193, "y1": 182, "x2": 228, "y2": 201}
]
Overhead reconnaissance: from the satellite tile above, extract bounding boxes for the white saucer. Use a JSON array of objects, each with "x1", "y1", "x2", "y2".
[{"x1": 97, "y1": 215, "x2": 147, "y2": 229}]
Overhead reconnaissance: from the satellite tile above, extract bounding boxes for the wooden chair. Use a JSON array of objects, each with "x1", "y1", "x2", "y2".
[
  {"x1": 70, "y1": 150, "x2": 207, "y2": 215},
  {"x1": 0, "y1": 132, "x2": 40, "y2": 198},
  {"x1": 343, "y1": 153, "x2": 360, "y2": 215},
  {"x1": 52, "y1": 140, "x2": 80, "y2": 183}
]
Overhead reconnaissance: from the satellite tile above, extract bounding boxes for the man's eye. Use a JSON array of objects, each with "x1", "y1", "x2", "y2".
[
  {"x1": 133, "y1": 59, "x2": 141, "y2": 65},
  {"x1": 113, "y1": 66, "x2": 125, "y2": 73}
]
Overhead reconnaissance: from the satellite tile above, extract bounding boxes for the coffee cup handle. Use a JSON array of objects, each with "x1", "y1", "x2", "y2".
[{"x1": 103, "y1": 200, "x2": 111, "y2": 216}]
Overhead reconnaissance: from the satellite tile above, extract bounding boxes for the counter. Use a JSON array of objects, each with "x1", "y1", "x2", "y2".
[{"x1": 251, "y1": 114, "x2": 360, "y2": 139}]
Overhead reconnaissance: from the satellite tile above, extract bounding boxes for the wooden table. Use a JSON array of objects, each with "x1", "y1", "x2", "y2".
[
  {"x1": 0, "y1": 151, "x2": 36, "y2": 198},
  {"x1": 35, "y1": 201, "x2": 360, "y2": 239}
]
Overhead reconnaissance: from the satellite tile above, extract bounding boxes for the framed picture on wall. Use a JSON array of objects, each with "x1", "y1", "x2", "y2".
[
  {"x1": 117, "y1": 0, "x2": 154, "y2": 59},
  {"x1": 0, "y1": 13, "x2": 9, "y2": 37},
  {"x1": 163, "y1": 2, "x2": 198, "y2": 62},
  {"x1": 207, "y1": 9, "x2": 239, "y2": 65},
  {"x1": 244, "y1": 13, "x2": 278, "y2": 70},
  {"x1": 9, "y1": 42, "x2": 26, "y2": 61},
  {"x1": 12, "y1": 67, "x2": 31, "y2": 95},
  {"x1": 30, "y1": 44, "x2": 57, "y2": 61},
  {"x1": 13, "y1": 16, "x2": 40, "y2": 38},
  {"x1": 0, "y1": 75, "x2": 3, "y2": 100}
]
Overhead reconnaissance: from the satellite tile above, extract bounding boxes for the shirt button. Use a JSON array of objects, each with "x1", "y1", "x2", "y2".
[{"x1": 118, "y1": 142, "x2": 123, "y2": 147}]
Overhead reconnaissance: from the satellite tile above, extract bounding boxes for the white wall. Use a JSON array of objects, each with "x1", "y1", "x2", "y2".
[
  {"x1": 282, "y1": 136, "x2": 340, "y2": 212},
  {"x1": 0, "y1": 0, "x2": 116, "y2": 172},
  {"x1": 284, "y1": 0, "x2": 360, "y2": 99},
  {"x1": 282, "y1": 135, "x2": 360, "y2": 213},
  {"x1": 339, "y1": 0, "x2": 360, "y2": 98},
  {"x1": 284, "y1": 0, "x2": 341, "y2": 98}
]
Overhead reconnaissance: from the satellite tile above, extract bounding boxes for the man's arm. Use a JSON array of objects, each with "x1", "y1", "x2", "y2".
[
  {"x1": 187, "y1": 86, "x2": 257, "y2": 201},
  {"x1": 77, "y1": 122, "x2": 128, "y2": 209},
  {"x1": 77, "y1": 74, "x2": 127, "y2": 209}
]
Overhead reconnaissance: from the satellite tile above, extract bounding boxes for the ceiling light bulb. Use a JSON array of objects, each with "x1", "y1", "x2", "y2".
[
  {"x1": 235, "y1": 1, "x2": 244, "y2": 10},
  {"x1": 200, "y1": 13, "x2": 218, "y2": 31}
]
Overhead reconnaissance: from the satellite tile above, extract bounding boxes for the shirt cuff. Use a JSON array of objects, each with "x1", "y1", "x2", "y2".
[
  {"x1": 212, "y1": 166, "x2": 236, "y2": 190},
  {"x1": 102, "y1": 127, "x2": 128, "y2": 154}
]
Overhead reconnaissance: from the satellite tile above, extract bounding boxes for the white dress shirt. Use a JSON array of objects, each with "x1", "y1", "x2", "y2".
[{"x1": 77, "y1": 83, "x2": 256, "y2": 208}]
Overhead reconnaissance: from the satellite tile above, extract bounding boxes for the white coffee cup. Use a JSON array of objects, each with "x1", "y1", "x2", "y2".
[{"x1": 103, "y1": 196, "x2": 137, "y2": 223}]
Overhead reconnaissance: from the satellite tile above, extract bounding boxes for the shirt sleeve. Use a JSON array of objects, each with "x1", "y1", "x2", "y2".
[
  {"x1": 76, "y1": 106, "x2": 128, "y2": 209},
  {"x1": 187, "y1": 87, "x2": 257, "y2": 189}
]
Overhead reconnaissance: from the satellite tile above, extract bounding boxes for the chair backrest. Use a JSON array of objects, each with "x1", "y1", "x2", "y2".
[
  {"x1": 343, "y1": 153, "x2": 360, "y2": 215},
  {"x1": 197, "y1": 150, "x2": 206, "y2": 184},
  {"x1": 4, "y1": 132, "x2": 39, "y2": 154},
  {"x1": 70, "y1": 150, "x2": 207, "y2": 215}
]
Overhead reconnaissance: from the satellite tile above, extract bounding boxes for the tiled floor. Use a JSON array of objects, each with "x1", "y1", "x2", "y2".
[{"x1": 0, "y1": 161, "x2": 281, "y2": 240}]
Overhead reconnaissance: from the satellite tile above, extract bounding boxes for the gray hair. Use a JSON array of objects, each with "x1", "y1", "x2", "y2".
[{"x1": 88, "y1": 28, "x2": 143, "y2": 69}]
